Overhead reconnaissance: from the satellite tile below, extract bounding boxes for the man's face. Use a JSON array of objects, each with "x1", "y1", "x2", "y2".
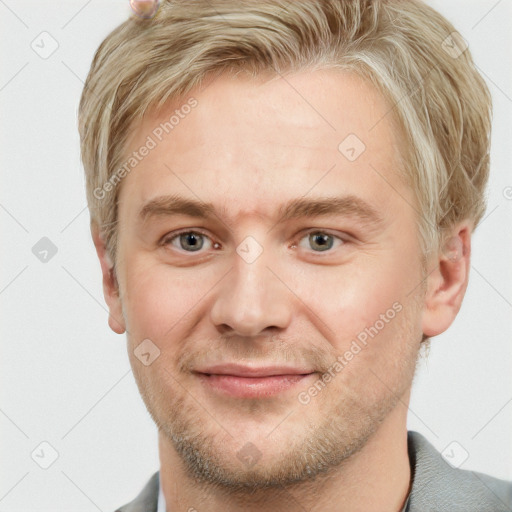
[{"x1": 113, "y1": 70, "x2": 425, "y2": 488}]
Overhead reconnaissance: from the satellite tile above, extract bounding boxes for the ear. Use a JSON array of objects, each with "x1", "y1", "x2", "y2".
[
  {"x1": 421, "y1": 221, "x2": 472, "y2": 338},
  {"x1": 91, "y1": 222, "x2": 126, "y2": 334}
]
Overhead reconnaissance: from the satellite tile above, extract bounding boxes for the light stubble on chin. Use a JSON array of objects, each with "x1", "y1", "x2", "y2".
[{"x1": 130, "y1": 296, "x2": 422, "y2": 496}]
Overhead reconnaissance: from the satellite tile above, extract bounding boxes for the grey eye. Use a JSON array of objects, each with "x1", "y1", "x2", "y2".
[
  {"x1": 165, "y1": 231, "x2": 213, "y2": 252},
  {"x1": 296, "y1": 231, "x2": 345, "y2": 253},
  {"x1": 307, "y1": 232, "x2": 334, "y2": 251},
  {"x1": 178, "y1": 232, "x2": 204, "y2": 251}
]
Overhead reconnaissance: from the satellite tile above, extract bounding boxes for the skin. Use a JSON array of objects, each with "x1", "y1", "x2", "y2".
[{"x1": 92, "y1": 69, "x2": 472, "y2": 511}]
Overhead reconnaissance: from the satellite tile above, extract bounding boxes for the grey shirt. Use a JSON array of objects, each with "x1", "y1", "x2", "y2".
[{"x1": 116, "y1": 430, "x2": 512, "y2": 512}]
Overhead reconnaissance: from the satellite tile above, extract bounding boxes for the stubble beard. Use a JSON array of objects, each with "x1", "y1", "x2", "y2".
[{"x1": 133, "y1": 297, "x2": 422, "y2": 495}]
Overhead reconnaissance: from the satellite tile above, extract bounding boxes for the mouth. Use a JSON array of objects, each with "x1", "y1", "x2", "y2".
[{"x1": 193, "y1": 363, "x2": 317, "y2": 398}]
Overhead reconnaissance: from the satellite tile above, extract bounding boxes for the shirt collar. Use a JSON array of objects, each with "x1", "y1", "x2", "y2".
[{"x1": 157, "y1": 472, "x2": 166, "y2": 512}]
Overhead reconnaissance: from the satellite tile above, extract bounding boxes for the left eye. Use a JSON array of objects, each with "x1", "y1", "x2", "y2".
[
  {"x1": 298, "y1": 231, "x2": 345, "y2": 252},
  {"x1": 163, "y1": 231, "x2": 213, "y2": 252}
]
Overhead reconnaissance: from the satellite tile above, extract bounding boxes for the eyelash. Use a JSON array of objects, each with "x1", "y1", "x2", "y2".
[{"x1": 160, "y1": 229, "x2": 349, "y2": 256}]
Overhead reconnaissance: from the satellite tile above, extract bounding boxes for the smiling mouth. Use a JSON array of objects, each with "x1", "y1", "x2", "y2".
[{"x1": 194, "y1": 370, "x2": 316, "y2": 398}]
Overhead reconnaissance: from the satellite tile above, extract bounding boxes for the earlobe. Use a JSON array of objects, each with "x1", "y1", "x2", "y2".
[
  {"x1": 91, "y1": 222, "x2": 126, "y2": 335},
  {"x1": 421, "y1": 222, "x2": 472, "y2": 338}
]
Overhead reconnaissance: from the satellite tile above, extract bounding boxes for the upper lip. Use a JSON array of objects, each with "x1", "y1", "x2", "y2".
[{"x1": 194, "y1": 363, "x2": 315, "y2": 377}]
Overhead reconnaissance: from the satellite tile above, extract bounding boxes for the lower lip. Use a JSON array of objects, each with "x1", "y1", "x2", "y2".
[{"x1": 196, "y1": 373, "x2": 315, "y2": 398}]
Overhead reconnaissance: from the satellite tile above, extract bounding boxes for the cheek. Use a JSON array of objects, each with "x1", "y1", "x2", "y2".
[
  {"x1": 120, "y1": 258, "x2": 213, "y2": 340},
  {"x1": 291, "y1": 252, "x2": 416, "y2": 341}
]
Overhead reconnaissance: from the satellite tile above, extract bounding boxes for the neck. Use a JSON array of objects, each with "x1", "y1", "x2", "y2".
[{"x1": 159, "y1": 392, "x2": 412, "y2": 512}]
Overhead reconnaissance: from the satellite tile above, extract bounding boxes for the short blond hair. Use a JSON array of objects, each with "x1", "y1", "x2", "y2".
[{"x1": 79, "y1": 0, "x2": 492, "y2": 268}]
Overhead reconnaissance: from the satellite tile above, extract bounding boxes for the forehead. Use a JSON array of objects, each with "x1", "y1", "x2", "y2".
[{"x1": 118, "y1": 69, "x2": 409, "y2": 225}]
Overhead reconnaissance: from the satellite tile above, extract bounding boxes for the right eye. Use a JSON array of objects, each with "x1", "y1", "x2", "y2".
[{"x1": 162, "y1": 230, "x2": 216, "y2": 253}]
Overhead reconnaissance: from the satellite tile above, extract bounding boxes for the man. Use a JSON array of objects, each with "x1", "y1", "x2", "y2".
[{"x1": 78, "y1": 0, "x2": 512, "y2": 510}]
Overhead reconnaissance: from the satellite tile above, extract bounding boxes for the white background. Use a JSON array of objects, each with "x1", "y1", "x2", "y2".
[{"x1": 1, "y1": 1, "x2": 511, "y2": 511}]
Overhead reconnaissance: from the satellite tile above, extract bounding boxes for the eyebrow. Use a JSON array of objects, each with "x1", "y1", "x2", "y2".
[{"x1": 138, "y1": 193, "x2": 384, "y2": 228}]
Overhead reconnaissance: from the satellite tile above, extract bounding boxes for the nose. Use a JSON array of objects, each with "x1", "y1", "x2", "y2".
[{"x1": 209, "y1": 244, "x2": 293, "y2": 337}]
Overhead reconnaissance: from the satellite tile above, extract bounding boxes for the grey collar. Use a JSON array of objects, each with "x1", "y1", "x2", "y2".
[{"x1": 117, "y1": 430, "x2": 512, "y2": 512}]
